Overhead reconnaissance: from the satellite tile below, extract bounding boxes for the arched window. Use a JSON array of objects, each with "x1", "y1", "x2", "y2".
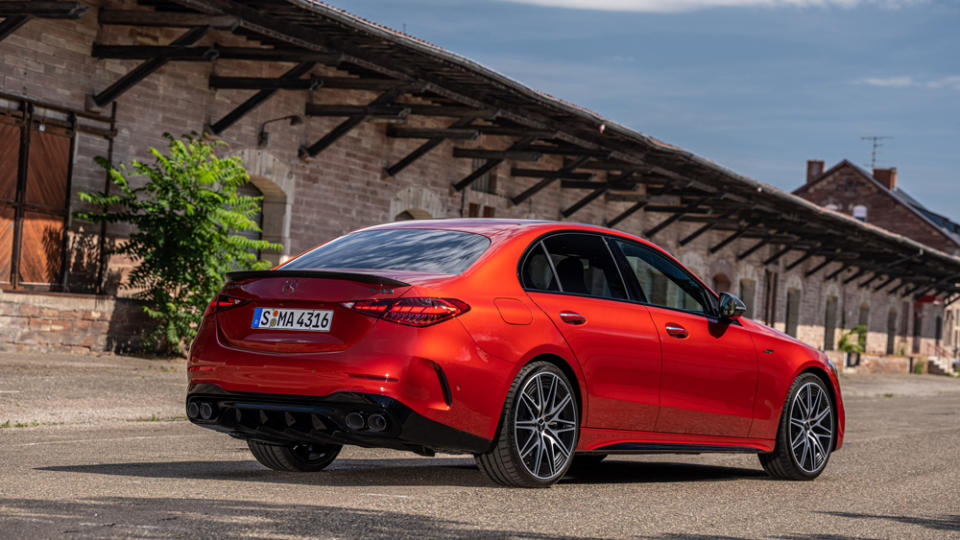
[
  {"x1": 886, "y1": 307, "x2": 897, "y2": 354},
  {"x1": 853, "y1": 205, "x2": 868, "y2": 222},
  {"x1": 824, "y1": 295, "x2": 838, "y2": 350},
  {"x1": 785, "y1": 288, "x2": 801, "y2": 338}
]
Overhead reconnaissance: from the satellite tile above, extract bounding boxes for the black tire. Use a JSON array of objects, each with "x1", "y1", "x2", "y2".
[
  {"x1": 475, "y1": 361, "x2": 579, "y2": 488},
  {"x1": 759, "y1": 373, "x2": 835, "y2": 480},
  {"x1": 247, "y1": 440, "x2": 342, "y2": 472}
]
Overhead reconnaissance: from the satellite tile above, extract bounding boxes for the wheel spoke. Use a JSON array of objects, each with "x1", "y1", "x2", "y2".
[
  {"x1": 548, "y1": 394, "x2": 572, "y2": 419},
  {"x1": 519, "y1": 431, "x2": 539, "y2": 459}
]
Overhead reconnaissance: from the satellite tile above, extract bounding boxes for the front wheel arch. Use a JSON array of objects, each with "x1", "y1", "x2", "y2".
[{"x1": 798, "y1": 367, "x2": 840, "y2": 451}]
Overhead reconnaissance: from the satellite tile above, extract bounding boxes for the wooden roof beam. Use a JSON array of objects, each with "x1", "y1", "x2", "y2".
[
  {"x1": 785, "y1": 250, "x2": 817, "y2": 271},
  {"x1": 91, "y1": 27, "x2": 210, "y2": 107},
  {"x1": 453, "y1": 137, "x2": 535, "y2": 192},
  {"x1": 208, "y1": 62, "x2": 316, "y2": 134},
  {"x1": 473, "y1": 125, "x2": 558, "y2": 138},
  {"x1": 763, "y1": 245, "x2": 795, "y2": 266},
  {"x1": 709, "y1": 220, "x2": 761, "y2": 254},
  {"x1": 405, "y1": 105, "x2": 500, "y2": 119},
  {"x1": 453, "y1": 148, "x2": 542, "y2": 161},
  {"x1": 843, "y1": 267, "x2": 871, "y2": 285},
  {"x1": 387, "y1": 126, "x2": 479, "y2": 140},
  {"x1": 210, "y1": 76, "x2": 401, "y2": 91},
  {"x1": 386, "y1": 117, "x2": 478, "y2": 177},
  {"x1": 511, "y1": 156, "x2": 592, "y2": 205},
  {"x1": 98, "y1": 10, "x2": 239, "y2": 29},
  {"x1": 518, "y1": 144, "x2": 612, "y2": 158},
  {"x1": 300, "y1": 89, "x2": 406, "y2": 159},
  {"x1": 825, "y1": 262, "x2": 854, "y2": 281},
  {"x1": 561, "y1": 169, "x2": 640, "y2": 218},
  {"x1": 511, "y1": 168, "x2": 593, "y2": 181},
  {"x1": 0, "y1": 2, "x2": 87, "y2": 18},
  {"x1": 305, "y1": 103, "x2": 411, "y2": 118},
  {"x1": 805, "y1": 258, "x2": 834, "y2": 278},
  {"x1": 93, "y1": 44, "x2": 342, "y2": 63},
  {"x1": 607, "y1": 201, "x2": 648, "y2": 228},
  {"x1": 678, "y1": 212, "x2": 735, "y2": 246}
]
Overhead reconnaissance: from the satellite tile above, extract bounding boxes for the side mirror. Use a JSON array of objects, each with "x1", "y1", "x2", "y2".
[{"x1": 718, "y1": 292, "x2": 747, "y2": 320}]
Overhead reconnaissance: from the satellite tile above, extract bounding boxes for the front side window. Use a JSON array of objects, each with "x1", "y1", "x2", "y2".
[
  {"x1": 521, "y1": 234, "x2": 627, "y2": 300},
  {"x1": 283, "y1": 229, "x2": 490, "y2": 275},
  {"x1": 614, "y1": 240, "x2": 713, "y2": 315}
]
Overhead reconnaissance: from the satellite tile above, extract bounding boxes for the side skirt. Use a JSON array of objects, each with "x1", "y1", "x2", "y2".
[{"x1": 578, "y1": 427, "x2": 775, "y2": 454}]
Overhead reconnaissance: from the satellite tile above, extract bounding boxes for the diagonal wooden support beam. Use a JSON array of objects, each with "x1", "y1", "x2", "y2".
[
  {"x1": 805, "y1": 258, "x2": 833, "y2": 278},
  {"x1": 843, "y1": 267, "x2": 870, "y2": 285},
  {"x1": 511, "y1": 156, "x2": 591, "y2": 205},
  {"x1": 737, "y1": 237, "x2": 770, "y2": 261},
  {"x1": 763, "y1": 245, "x2": 795, "y2": 266},
  {"x1": 709, "y1": 219, "x2": 760, "y2": 254},
  {"x1": 209, "y1": 62, "x2": 316, "y2": 135},
  {"x1": 561, "y1": 169, "x2": 640, "y2": 219},
  {"x1": 305, "y1": 104, "x2": 409, "y2": 118},
  {"x1": 678, "y1": 211, "x2": 733, "y2": 247},
  {"x1": 607, "y1": 201, "x2": 648, "y2": 228},
  {"x1": 0, "y1": 15, "x2": 30, "y2": 41},
  {"x1": 92, "y1": 27, "x2": 210, "y2": 107},
  {"x1": 300, "y1": 89, "x2": 409, "y2": 159},
  {"x1": 645, "y1": 196, "x2": 713, "y2": 239},
  {"x1": 858, "y1": 272, "x2": 879, "y2": 288},
  {"x1": 386, "y1": 117, "x2": 477, "y2": 177},
  {"x1": 825, "y1": 262, "x2": 853, "y2": 281},
  {"x1": 0, "y1": 2, "x2": 87, "y2": 18},
  {"x1": 453, "y1": 137, "x2": 535, "y2": 192},
  {"x1": 785, "y1": 250, "x2": 816, "y2": 271}
]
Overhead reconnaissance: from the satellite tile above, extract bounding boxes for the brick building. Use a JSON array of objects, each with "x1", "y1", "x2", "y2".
[
  {"x1": 795, "y1": 160, "x2": 960, "y2": 364},
  {"x1": 0, "y1": 0, "x2": 958, "y2": 370}
]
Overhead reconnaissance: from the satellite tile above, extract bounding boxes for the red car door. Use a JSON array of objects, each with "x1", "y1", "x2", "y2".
[
  {"x1": 521, "y1": 233, "x2": 662, "y2": 432},
  {"x1": 610, "y1": 239, "x2": 759, "y2": 438}
]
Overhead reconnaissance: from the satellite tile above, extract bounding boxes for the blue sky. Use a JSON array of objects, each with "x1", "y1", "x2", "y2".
[{"x1": 334, "y1": 0, "x2": 959, "y2": 217}]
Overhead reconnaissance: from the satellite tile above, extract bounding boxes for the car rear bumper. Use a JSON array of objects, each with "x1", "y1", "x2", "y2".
[{"x1": 187, "y1": 384, "x2": 491, "y2": 455}]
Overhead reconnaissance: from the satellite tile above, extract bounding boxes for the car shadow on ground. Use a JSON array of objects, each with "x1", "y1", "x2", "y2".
[
  {"x1": 37, "y1": 456, "x2": 767, "y2": 488},
  {"x1": 0, "y1": 496, "x2": 610, "y2": 539},
  {"x1": 818, "y1": 511, "x2": 960, "y2": 532}
]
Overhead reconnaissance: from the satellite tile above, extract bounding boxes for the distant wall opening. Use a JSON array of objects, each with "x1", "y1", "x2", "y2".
[
  {"x1": 395, "y1": 208, "x2": 432, "y2": 221},
  {"x1": 824, "y1": 295, "x2": 838, "y2": 351}
]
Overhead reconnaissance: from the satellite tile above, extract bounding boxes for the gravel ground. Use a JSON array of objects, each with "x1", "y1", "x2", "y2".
[{"x1": 0, "y1": 351, "x2": 958, "y2": 539}]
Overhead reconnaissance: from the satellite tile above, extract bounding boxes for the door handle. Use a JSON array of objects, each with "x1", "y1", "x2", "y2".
[
  {"x1": 665, "y1": 323, "x2": 688, "y2": 338},
  {"x1": 559, "y1": 312, "x2": 587, "y2": 325}
]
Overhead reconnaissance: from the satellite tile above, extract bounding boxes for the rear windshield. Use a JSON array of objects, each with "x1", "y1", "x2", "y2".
[{"x1": 282, "y1": 229, "x2": 491, "y2": 275}]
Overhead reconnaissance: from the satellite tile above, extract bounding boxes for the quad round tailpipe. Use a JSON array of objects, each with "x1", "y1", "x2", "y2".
[{"x1": 343, "y1": 412, "x2": 389, "y2": 433}]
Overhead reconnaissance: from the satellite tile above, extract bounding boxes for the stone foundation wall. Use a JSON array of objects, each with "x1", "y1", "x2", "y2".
[{"x1": 0, "y1": 290, "x2": 149, "y2": 354}]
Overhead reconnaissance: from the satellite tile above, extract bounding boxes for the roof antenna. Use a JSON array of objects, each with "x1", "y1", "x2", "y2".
[{"x1": 860, "y1": 136, "x2": 892, "y2": 169}]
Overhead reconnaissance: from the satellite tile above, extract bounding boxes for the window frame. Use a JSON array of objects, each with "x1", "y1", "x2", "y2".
[
  {"x1": 608, "y1": 237, "x2": 720, "y2": 319},
  {"x1": 517, "y1": 231, "x2": 721, "y2": 320},
  {"x1": 517, "y1": 231, "x2": 630, "y2": 302}
]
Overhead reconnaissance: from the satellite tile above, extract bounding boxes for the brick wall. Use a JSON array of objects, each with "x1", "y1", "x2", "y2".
[{"x1": 0, "y1": 2, "x2": 954, "y2": 365}]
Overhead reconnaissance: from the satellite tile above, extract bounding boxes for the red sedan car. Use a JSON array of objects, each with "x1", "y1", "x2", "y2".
[{"x1": 187, "y1": 219, "x2": 844, "y2": 487}]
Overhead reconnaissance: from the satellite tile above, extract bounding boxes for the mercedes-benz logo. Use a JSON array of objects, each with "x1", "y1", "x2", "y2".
[{"x1": 281, "y1": 279, "x2": 298, "y2": 295}]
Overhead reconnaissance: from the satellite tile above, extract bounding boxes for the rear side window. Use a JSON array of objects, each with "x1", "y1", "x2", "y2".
[
  {"x1": 522, "y1": 234, "x2": 627, "y2": 300},
  {"x1": 283, "y1": 229, "x2": 490, "y2": 274}
]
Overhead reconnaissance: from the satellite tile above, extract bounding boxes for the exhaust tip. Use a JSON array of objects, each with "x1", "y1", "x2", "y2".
[
  {"x1": 368, "y1": 413, "x2": 388, "y2": 432},
  {"x1": 186, "y1": 401, "x2": 200, "y2": 419},
  {"x1": 199, "y1": 402, "x2": 214, "y2": 420},
  {"x1": 344, "y1": 412, "x2": 365, "y2": 431}
]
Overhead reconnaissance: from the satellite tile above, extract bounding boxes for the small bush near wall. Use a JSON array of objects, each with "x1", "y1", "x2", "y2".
[{"x1": 77, "y1": 134, "x2": 281, "y2": 355}]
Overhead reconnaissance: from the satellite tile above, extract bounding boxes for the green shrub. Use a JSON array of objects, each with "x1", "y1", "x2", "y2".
[
  {"x1": 838, "y1": 325, "x2": 867, "y2": 354},
  {"x1": 77, "y1": 134, "x2": 281, "y2": 355}
]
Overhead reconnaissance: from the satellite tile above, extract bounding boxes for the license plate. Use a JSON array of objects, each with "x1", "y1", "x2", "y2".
[{"x1": 251, "y1": 308, "x2": 333, "y2": 332}]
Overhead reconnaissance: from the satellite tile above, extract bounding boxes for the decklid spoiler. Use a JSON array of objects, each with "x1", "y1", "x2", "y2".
[{"x1": 225, "y1": 270, "x2": 410, "y2": 288}]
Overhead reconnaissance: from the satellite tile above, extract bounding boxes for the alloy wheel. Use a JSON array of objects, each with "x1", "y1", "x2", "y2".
[
  {"x1": 513, "y1": 371, "x2": 578, "y2": 480},
  {"x1": 788, "y1": 382, "x2": 833, "y2": 474}
]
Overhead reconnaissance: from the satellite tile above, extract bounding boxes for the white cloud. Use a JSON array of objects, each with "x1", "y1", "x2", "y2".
[
  {"x1": 500, "y1": 0, "x2": 922, "y2": 12},
  {"x1": 856, "y1": 75, "x2": 960, "y2": 90}
]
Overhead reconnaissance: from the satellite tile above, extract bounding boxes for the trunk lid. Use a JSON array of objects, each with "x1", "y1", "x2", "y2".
[{"x1": 216, "y1": 270, "x2": 415, "y2": 353}]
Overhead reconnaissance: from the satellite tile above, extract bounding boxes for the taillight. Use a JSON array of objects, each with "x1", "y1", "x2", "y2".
[
  {"x1": 204, "y1": 294, "x2": 247, "y2": 317},
  {"x1": 340, "y1": 297, "x2": 469, "y2": 327}
]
